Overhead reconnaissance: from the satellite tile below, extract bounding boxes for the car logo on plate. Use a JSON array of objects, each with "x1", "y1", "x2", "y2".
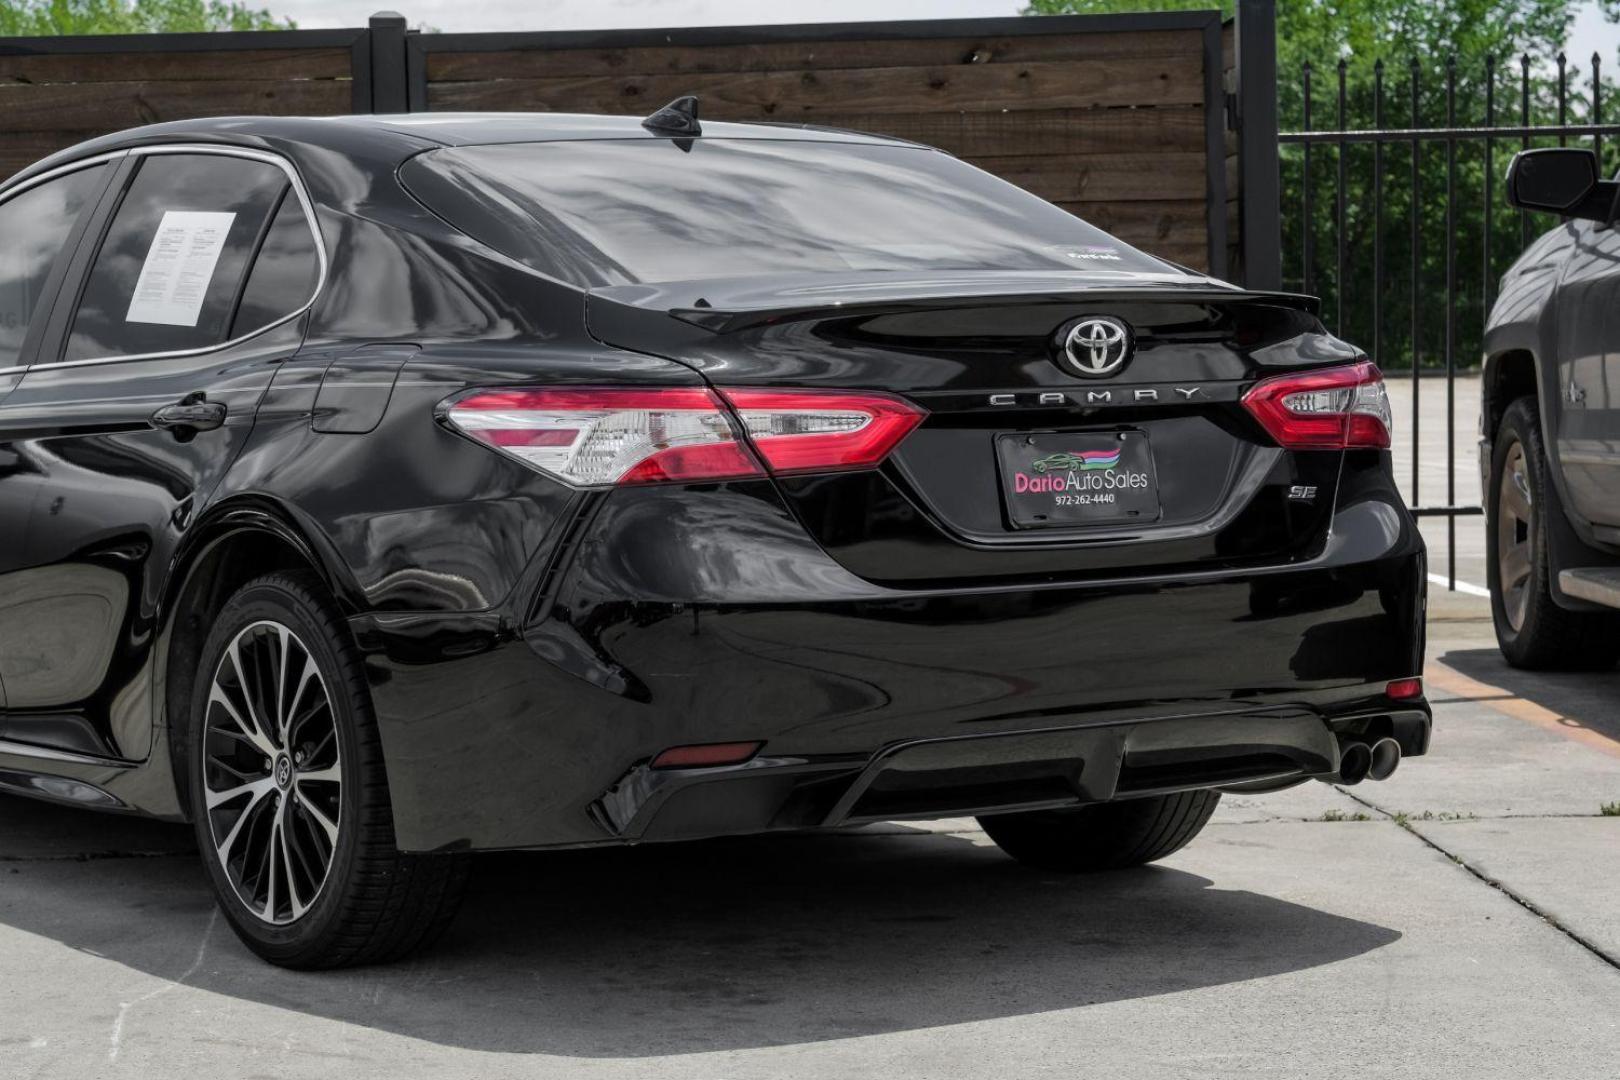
[
  {"x1": 1059, "y1": 316, "x2": 1133, "y2": 378},
  {"x1": 1031, "y1": 450, "x2": 1121, "y2": 473}
]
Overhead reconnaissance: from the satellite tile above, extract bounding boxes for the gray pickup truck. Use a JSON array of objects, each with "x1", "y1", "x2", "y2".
[{"x1": 1483, "y1": 147, "x2": 1620, "y2": 669}]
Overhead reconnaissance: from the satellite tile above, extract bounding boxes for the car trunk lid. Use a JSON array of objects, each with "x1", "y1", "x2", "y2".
[{"x1": 586, "y1": 270, "x2": 1363, "y2": 586}]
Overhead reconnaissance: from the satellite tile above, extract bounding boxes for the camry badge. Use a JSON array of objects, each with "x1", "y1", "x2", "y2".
[{"x1": 1059, "y1": 316, "x2": 1134, "y2": 378}]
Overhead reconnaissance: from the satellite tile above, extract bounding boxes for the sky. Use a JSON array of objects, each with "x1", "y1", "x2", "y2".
[
  {"x1": 273, "y1": 0, "x2": 1620, "y2": 53},
  {"x1": 287, "y1": 0, "x2": 1020, "y2": 33},
  {"x1": 1570, "y1": 1, "x2": 1620, "y2": 64}
]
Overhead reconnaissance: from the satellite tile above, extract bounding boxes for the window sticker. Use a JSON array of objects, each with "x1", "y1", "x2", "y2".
[{"x1": 124, "y1": 210, "x2": 236, "y2": 327}]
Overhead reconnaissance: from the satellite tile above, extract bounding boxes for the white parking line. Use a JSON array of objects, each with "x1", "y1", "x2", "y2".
[{"x1": 1427, "y1": 572, "x2": 1492, "y2": 598}]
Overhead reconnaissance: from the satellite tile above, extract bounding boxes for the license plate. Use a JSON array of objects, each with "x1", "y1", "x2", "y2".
[{"x1": 996, "y1": 431, "x2": 1161, "y2": 528}]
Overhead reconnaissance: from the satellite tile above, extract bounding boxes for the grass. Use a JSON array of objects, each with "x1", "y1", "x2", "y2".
[
  {"x1": 1314, "y1": 807, "x2": 1487, "y2": 825},
  {"x1": 1393, "y1": 810, "x2": 1476, "y2": 824}
]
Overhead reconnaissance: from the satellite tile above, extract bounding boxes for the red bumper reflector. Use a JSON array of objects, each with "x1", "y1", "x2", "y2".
[
  {"x1": 650, "y1": 741, "x2": 763, "y2": 770},
  {"x1": 1386, "y1": 677, "x2": 1423, "y2": 701}
]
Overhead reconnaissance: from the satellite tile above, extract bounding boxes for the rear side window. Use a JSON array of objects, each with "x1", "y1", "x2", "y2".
[
  {"x1": 0, "y1": 164, "x2": 104, "y2": 368},
  {"x1": 230, "y1": 192, "x2": 320, "y2": 339},
  {"x1": 65, "y1": 154, "x2": 291, "y2": 362}
]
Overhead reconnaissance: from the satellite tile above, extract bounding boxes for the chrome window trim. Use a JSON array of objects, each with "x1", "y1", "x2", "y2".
[
  {"x1": 28, "y1": 143, "x2": 329, "y2": 374},
  {"x1": 0, "y1": 148, "x2": 127, "y2": 203}
]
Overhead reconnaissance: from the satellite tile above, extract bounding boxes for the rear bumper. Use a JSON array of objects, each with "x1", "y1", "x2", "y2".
[
  {"x1": 355, "y1": 479, "x2": 1428, "y2": 853},
  {"x1": 599, "y1": 707, "x2": 1431, "y2": 843}
]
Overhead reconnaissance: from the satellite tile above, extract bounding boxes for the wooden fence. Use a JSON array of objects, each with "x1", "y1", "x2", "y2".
[
  {"x1": 0, "y1": 25, "x2": 383, "y2": 181},
  {"x1": 0, "y1": 6, "x2": 1284, "y2": 285},
  {"x1": 408, "y1": 14, "x2": 1228, "y2": 273}
]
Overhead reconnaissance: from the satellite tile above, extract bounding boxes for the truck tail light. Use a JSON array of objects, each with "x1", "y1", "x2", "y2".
[
  {"x1": 443, "y1": 386, "x2": 925, "y2": 487},
  {"x1": 1240, "y1": 361, "x2": 1392, "y2": 450}
]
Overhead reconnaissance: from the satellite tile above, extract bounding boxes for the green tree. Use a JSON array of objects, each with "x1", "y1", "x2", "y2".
[
  {"x1": 0, "y1": 0, "x2": 294, "y2": 34},
  {"x1": 1025, "y1": 1, "x2": 1619, "y2": 370}
]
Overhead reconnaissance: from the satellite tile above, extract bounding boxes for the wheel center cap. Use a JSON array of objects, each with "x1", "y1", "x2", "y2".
[{"x1": 274, "y1": 754, "x2": 292, "y2": 791}]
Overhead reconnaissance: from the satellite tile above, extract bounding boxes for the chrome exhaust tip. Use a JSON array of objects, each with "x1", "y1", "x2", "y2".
[
  {"x1": 1336, "y1": 740, "x2": 1372, "y2": 786},
  {"x1": 1367, "y1": 737, "x2": 1402, "y2": 782}
]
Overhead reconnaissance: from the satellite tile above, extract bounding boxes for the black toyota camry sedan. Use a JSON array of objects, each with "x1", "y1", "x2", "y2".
[{"x1": 0, "y1": 106, "x2": 1429, "y2": 968}]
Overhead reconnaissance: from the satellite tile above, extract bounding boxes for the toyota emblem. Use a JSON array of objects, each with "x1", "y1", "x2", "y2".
[{"x1": 1059, "y1": 316, "x2": 1133, "y2": 378}]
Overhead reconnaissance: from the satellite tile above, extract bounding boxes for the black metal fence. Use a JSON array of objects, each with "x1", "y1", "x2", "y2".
[{"x1": 1282, "y1": 52, "x2": 1620, "y2": 590}]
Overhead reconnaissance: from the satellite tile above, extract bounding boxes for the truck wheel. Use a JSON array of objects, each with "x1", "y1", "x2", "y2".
[
  {"x1": 1488, "y1": 398, "x2": 1620, "y2": 670},
  {"x1": 978, "y1": 790, "x2": 1220, "y2": 872},
  {"x1": 188, "y1": 571, "x2": 470, "y2": 968}
]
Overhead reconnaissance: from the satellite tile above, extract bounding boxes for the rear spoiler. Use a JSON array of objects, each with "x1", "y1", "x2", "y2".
[{"x1": 589, "y1": 276, "x2": 1321, "y2": 334}]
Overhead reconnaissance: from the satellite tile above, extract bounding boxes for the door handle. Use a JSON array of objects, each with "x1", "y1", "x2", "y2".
[{"x1": 151, "y1": 394, "x2": 226, "y2": 433}]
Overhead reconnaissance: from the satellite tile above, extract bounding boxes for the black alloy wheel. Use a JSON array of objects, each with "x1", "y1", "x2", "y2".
[
  {"x1": 190, "y1": 572, "x2": 471, "y2": 968},
  {"x1": 201, "y1": 618, "x2": 343, "y2": 924}
]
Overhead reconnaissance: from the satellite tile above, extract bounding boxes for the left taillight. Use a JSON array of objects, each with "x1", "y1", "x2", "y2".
[
  {"x1": 443, "y1": 386, "x2": 925, "y2": 487},
  {"x1": 443, "y1": 387, "x2": 762, "y2": 486},
  {"x1": 1240, "y1": 360, "x2": 1393, "y2": 450}
]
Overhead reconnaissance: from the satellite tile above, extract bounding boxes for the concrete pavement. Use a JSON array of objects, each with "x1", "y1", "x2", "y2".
[{"x1": 4, "y1": 597, "x2": 1620, "y2": 1078}]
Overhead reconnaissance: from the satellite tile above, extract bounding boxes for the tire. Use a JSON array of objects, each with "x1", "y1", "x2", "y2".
[
  {"x1": 187, "y1": 570, "x2": 470, "y2": 968},
  {"x1": 1487, "y1": 398, "x2": 1620, "y2": 671},
  {"x1": 977, "y1": 790, "x2": 1221, "y2": 873}
]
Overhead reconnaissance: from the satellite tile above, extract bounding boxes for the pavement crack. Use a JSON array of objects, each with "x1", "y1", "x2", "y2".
[
  {"x1": 1336, "y1": 786, "x2": 1620, "y2": 975},
  {"x1": 108, "y1": 906, "x2": 217, "y2": 1063}
]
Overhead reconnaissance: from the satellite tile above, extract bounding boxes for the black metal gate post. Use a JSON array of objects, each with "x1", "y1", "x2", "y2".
[
  {"x1": 369, "y1": 11, "x2": 410, "y2": 114},
  {"x1": 1233, "y1": 0, "x2": 1281, "y2": 289}
]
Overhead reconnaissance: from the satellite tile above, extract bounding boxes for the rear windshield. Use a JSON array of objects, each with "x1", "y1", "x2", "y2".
[{"x1": 400, "y1": 139, "x2": 1171, "y2": 287}]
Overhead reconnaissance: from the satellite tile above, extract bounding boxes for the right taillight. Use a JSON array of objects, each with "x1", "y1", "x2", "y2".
[{"x1": 1240, "y1": 360, "x2": 1392, "y2": 450}]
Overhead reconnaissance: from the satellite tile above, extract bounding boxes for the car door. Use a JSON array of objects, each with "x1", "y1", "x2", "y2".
[
  {"x1": 0, "y1": 146, "x2": 323, "y2": 760},
  {"x1": 0, "y1": 159, "x2": 119, "y2": 726},
  {"x1": 1552, "y1": 219, "x2": 1620, "y2": 528}
]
